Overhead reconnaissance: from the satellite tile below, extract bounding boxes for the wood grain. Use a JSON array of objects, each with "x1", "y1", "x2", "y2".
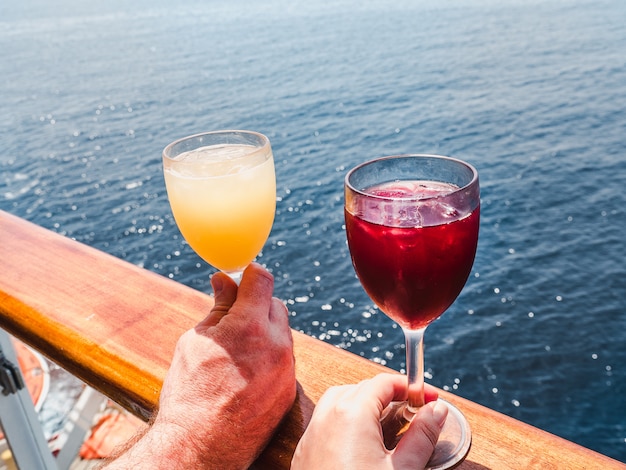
[{"x1": 0, "y1": 210, "x2": 623, "y2": 469}]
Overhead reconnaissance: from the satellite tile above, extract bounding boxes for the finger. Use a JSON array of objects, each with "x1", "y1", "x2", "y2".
[
  {"x1": 267, "y1": 297, "x2": 294, "y2": 351},
  {"x1": 231, "y1": 263, "x2": 274, "y2": 319},
  {"x1": 196, "y1": 272, "x2": 238, "y2": 330},
  {"x1": 333, "y1": 374, "x2": 407, "y2": 418},
  {"x1": 269, "y1": 297, "x2": 290, "y2": 324},
  {"x1": 364, "y1": 374, "x2": 438, "y2": 408},
  {"x1": 392, "y1": 400, "x2": 447, "y2": 468},
  {"x1": 424, "y1": 383, "x2": 439, "y2": 403},
  {"x1": 363, "y1": 373, "x2": 410, "y2": 412}
]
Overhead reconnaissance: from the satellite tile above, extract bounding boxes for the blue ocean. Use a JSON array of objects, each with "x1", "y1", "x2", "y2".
[{"x1": 1, "y1": 0, "x2": 625, "y2": 462}]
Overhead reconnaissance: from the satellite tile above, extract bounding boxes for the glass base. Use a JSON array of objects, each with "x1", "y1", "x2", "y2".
[{"x1": 381, "y1": 399, "x2": 471, "y2": 469}]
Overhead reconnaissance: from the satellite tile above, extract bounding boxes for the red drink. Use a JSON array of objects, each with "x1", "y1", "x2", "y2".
[{"x1": 345, "y1": 181, "x2": 480, "y2": 330}]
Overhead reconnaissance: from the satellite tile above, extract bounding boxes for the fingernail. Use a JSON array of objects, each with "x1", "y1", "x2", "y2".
[{"x1": 432, "y1": 401, "x2": 448, "y2": 429}]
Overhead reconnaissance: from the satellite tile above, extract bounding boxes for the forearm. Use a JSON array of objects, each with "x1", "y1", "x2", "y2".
[
  {"x1": 98, "y1": 423, "x2": 208, "y2": 470},
  {"x1": 98, "y1": 418, "x2": 264, "y2": 470}
]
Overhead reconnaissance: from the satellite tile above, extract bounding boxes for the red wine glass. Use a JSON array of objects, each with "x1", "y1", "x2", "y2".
[{"x1": 344, "y1": 154, "x2": 479, "y2": 469}]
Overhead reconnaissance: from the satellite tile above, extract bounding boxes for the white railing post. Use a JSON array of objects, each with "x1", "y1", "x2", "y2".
[{"x1": 0, "y1": 329, "x2": 58, "y2": 470}]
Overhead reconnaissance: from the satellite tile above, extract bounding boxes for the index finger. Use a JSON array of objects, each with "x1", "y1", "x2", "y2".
[
  {"x1": 368, "y1": 374, "x2": 440, "y2": 404},
  {"x1": 362, "y1": 374, "x2": 440, "y2": 413},
  {"x1": 353, "y1": 373, "x2": 408, "y2": 412},
  {"x1": 230, "y1": 263, "x2": 274, "y2": 319}
]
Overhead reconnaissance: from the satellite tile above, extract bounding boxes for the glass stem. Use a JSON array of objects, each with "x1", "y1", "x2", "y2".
[
  {"x1": 404, "y1": 327, "x2": 426, "y2": 413},
  {"x1": 225, "y1": 270, "x2": 243, "y2": 285}
]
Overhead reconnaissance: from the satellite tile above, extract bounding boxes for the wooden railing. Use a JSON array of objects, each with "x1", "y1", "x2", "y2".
[{"x1": 0, "y1": 210, "x2": 623, "y2": 469}]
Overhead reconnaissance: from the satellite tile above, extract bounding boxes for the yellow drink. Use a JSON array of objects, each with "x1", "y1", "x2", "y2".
[{"x1": 163, "y1": 142, "x2": 276, "y2": 274}]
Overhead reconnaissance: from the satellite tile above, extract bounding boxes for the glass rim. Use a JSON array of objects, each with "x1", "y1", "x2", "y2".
[
  {"x1": 345, "y1": 154, "x2": 478, "y2": 201},
  {"x1": 162, "y1": 129, "x2": 271, "y2": 162}
]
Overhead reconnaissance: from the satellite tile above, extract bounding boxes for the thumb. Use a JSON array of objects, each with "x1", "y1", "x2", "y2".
[
  {"x1": 391, "y1": 401, "x2": 447, "y2": 469},
  {"x1": 196, "y1": 272, "x2": 238, "y2": 330}
]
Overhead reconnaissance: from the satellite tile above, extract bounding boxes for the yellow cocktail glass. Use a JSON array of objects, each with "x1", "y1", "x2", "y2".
[{"x1": 163, "y1": 130, "x2": 276, "y2": 283}]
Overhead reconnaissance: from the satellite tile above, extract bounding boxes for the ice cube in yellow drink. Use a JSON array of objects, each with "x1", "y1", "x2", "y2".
[{"x1": 163, "y1": 143, "x2": 276, "y2": 273}]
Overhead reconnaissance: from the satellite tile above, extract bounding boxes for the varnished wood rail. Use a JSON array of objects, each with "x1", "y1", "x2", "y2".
[{"x1": 0, "y1": 210, "x2": 623, "y2": 469}]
